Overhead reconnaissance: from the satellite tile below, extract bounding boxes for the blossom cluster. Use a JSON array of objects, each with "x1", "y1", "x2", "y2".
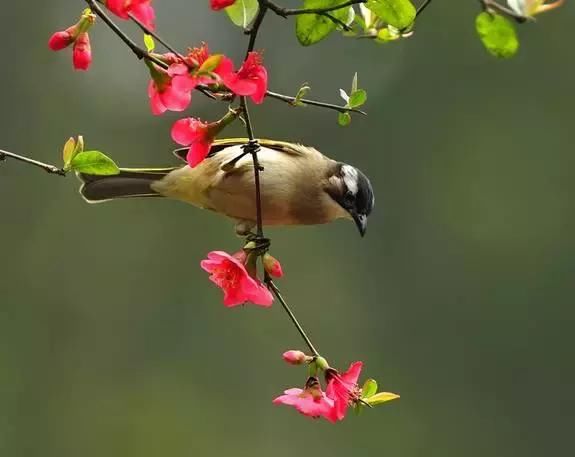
[
  {"x1": 274, "y1": 353, "x2": 399, "y2": 422},
  {"x1": 49, "y1": 2, "x2": 268, "y2": 168}
]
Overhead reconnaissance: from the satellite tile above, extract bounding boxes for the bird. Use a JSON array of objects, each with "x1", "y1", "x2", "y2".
[{"x1": 77, "y1": 138, "x2": 375, "y2": 236}]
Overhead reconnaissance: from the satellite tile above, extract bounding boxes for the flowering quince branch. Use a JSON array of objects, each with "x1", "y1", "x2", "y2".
[{"x1": 0, "y1": 0, "x2": 563, "y2": 425}]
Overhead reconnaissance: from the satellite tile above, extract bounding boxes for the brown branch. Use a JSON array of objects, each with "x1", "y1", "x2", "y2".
[{"x1": 0, "y1": 149, "x2": 66, "y2": 176}]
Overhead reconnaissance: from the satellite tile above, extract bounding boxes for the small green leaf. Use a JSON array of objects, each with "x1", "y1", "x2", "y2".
[
  {"x1": 475, "y1": 12, "x2": 519, "y2": 59},
  {"x1": 364, "y1": 391, "x2": 400, "y2": 406},
  {"x1": 296, "y1": 0, "x2": 352, "y2": 46},
  {"x1": 361, "y1": 379, "x2": 378, "y2": 398},
  {"x1": 338, "y1": 112, "x2": 352, "y2": 127},
  {"x1": 62, "y1": 137, "x2": 76, "y2": 169},
  {"x1": 376, "y1": 26, "x2": 402, "y2": 42},
  {"x1": 349, "y1": 89, "x2": 367, "y2": 108},
  {"x1": 293, "y1": 83, "x2": 311, "y2": 106},
  {"x1": 70, "y1": 150, "x2": 120, "y2": 176},
  {"x1": 198, "y1": 54, "x2": 224, "y2": 73},
  {"x1": 144, "y1": 34, "x2": 155, "y2": 53},
  {"x1": 225, "y1": 0, "x2": 259, "y2": 28},
  {"x1": 366, "y1": 0, "x2": 416, "y2": 30},
  {"x1": 351, "y1": 72, "x2": 358, "y2": 94}
]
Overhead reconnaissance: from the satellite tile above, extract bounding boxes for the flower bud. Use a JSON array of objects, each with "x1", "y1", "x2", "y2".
[
  {"x1": 73, "y1": 33, "x2": 92, "y2": 71},
  {"x1": 282, "y1": 350, "x2": 311, "y2": 365},
  {"x1": 48, "y1": 29, "x2": 75, "y2": 51},
  {"x1": 263, "y1": 253, "x2": 283, "y2": 278}
]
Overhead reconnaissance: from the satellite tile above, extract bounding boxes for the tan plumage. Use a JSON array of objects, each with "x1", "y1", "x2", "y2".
[{"x1": 78, "y1": 138, "x2": 373, "y2": 236}]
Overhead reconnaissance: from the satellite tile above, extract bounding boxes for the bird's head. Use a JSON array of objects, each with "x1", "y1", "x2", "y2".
[{"x1": 326, "y1": 163, "x2": 375, "y2": 237}]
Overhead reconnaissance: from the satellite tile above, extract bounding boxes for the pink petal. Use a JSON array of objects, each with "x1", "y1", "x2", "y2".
[
  {"x1": 160, "y1": 85, "x2": 192, "y2": 112},
  {"x1": 186, "y1": 141, "x2": 212, "y2": 168},
  {"x1": 171, "y1": 118, "x2": 206, "y2": 145},
  {"x1": 341, "y1": 361, "x2": 363, "y2": 385}
]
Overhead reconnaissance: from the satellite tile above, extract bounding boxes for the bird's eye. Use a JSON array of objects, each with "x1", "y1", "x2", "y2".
[{"x1": 344, "y1": 192, "x2": 355, "y2": 205}]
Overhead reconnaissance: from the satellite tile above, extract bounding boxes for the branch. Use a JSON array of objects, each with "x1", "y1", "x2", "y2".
[
  {"x1": 266, "y1": 278, "x2": 320, "y2": 357},
  {"x1": 242, "y1": 3, "x2": 269, "y2": 238},
  {"x1": 266, "y1": 90, "x2": 367, "y2": 115},
  {"x1": 265, "y1": 0, "x2": 365, "y2": 17},
  {"x1": 0, "y1": 149, "x2": 66, "y2": 176},
  {"x1": 85, "y1": 0, "x2": 169, "y2": 69},
  {"x1": 264, "y1": 0, "x2": 359, "y2": 31},
  {"x1": 416, "y1": 0, "x2": 433, "y2": 18}
]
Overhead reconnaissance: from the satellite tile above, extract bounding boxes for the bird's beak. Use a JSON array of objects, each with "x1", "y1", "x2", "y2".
[{"x1": 352, "y1": 213, "x2": 368, "y2": 237}]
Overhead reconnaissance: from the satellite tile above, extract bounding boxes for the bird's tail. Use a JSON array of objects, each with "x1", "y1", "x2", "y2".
[{"x1": 78, "y1": 167, "x2": 177, "y2": 203}]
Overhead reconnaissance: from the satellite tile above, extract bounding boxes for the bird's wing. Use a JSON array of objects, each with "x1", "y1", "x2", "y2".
[{"x1": 172, "y1": 138, "x2": 316, "y2": 163}]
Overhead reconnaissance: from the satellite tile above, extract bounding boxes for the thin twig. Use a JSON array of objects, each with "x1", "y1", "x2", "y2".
[
  {"x1": 0, "y1": 149, "x2": 66, "y2": 176},
  {"x1": 265, "y1": 0, "x2": 365, "y2": 17},
  {"x1": 85, "y1": 0, "x2": 169, "y2": 68},
  {"x1": 267, "y1": 279, "x2": 320, "y2": 357},
  {"x1": 266, "y1": 90, "x2": 367, "y2": 115},
  {"x1": 416, "y1": 0, "x2": 433, "y2": 18},
  {"x1": 241, "y1": 4, "x2": 269, "y2": 238}
]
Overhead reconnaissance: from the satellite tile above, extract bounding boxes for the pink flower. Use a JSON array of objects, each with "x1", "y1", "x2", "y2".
[
  {"x1": 171, "y1": 118, "x2": 214, "y2": 167},
  {"x1": 325, "y1": 361, "x2": 363, "y2": 421},
  {"x1": 282, "y1": 350, "x2": 309, "y2": 365},
  {"x1": 48, "y1": 28, "x2": 75, "y2": 51},
  {"x1": 219, "y1": 52, "x2": 268, "y2": 104},
  {"x1": 263, "y1": 253, "x2": 283, "y2": 278},
  {"x1": 72, "y1": 33, "x2": 92, "y2": 71},
  {"x1": 273, "y1": 379, "x2": 336, "y2": 422},
  {"x1": 168, "y1": 44, "x2": 222, "y2": 95},
  {"x1": 200, "y1": 251, "x2": 273, "y2": 307},
  {"x1": 210, "y1": 0, "x2": 237, "y2": 10},
  {"x1": 147, "y1": 59, "x2": 192, "y2": 115},
  {"x1": 105, "y1": 0, "x2": 156, "y2": 30}
]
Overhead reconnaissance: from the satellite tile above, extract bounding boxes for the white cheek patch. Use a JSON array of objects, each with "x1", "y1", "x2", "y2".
[{"x1": 341, "y1": 165, "x2": 359, "y2": 195}]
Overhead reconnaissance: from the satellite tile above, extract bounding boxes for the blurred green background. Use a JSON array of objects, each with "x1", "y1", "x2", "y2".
[{"x1": 1, "y1": 1, "x2": 574, "y2": 456}]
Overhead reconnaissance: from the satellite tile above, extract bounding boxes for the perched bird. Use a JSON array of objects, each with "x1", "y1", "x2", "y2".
[{"x1": 78, "y1": 139, "x2": 375, "y2": 236}]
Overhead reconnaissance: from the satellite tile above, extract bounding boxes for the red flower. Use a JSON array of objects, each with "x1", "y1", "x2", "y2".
[
  {"x1": 210, "y1": 0, "x2": 237, "y2": 10},
  {"x1": 200, "y1": 251, "x2": 273, "y2": 307},
  {"x1": 105, "y1": 0, "x2": 156, "y2": 30},
  {"x1": 171, "y1": 118, "x2": 214, "y2": 167},
  {"x1": 147, "y1": 57, "x2": 192, "y2": 115},
  {"x1": 168, "y1": 44, "x2": 222, "y2": 94},
  {"x1": 219, "y1": 52, "x2": 268, "y2": 104},
  {"x1": 72, "y1": 33, "x2": 92, "y2": 71},
  {"x1": 48, "y1": 28, "x2": 75, "y2": 51},
  {"x1": 273, "y1": 378, "x2": 336, "y2": 422},
  {"x1": 325, "y1": 361, "x2": 363, "y2": 421}
]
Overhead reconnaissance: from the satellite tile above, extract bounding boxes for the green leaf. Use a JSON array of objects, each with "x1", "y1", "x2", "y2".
[
  {"x1": 365, "y1": 0, "x2": 416, "y2": 30},
  {"x1": 349, "y1": 89, "x2": 367, "y2": 108},
  {"x1": 70, "y1": 150, "x2": 120, "y2": 176},
  {"x1": 293, "y1": 83, "x2": 311, "y2": 106},
  {"x1": 351, "y1": 72, "x2": 358, "y2": 94},
  {"x1": 198, "y1": 54, "x2": 224, "y2": 74},
  {"x1": 364, "y1": 391, "x2": 400, "y2": 406},
  {"x1": 296, "y1": 0, "x2": 352, "y2": 46},
  {"x1": 144, "y1": 34, "x2": 155, "y2": 53},
  {"x1": 338, "y1": 112, "x2": 352, "y2": 127},
  {"x1": 361, "y1": 379, "x2": 378, "y2": 399},
  {"x1": 475, "y1": 12, "x2": 519, "y2": 59},
  {"x1": 376, "y1": 26, "x2": 402, "y2": 42},
  {"x1": 225, "y1": 0, "x2": 259, "y2": 28},
  {"x1": 62, "y1": 137, "x2": 76, "y2": 169}
]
